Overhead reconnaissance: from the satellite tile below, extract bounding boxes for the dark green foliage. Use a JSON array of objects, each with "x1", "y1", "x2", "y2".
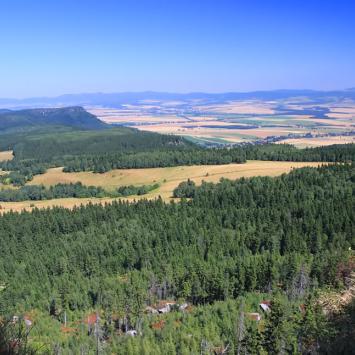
[
  {"x1": 62, "y1": 148, "x2": 246, "y2": 172},
  {"x1": 116, "y1": 183, "x2": 159, "y2": 196},
  {"x1": 325, "y1": 298, "x2": 355, "y2": 354},
  {"x1": 262, "y1": 299, "x2": 286, "y2": 354},
  {"x1": 11, "y1": 128, "x2": 189, "y2": 162},
  {"x1": 297, "y1": 295, "x2": 333, "y2": 354},
  {"x1": 0, "y1": 318, "x2": 37, "y2": 354},
  {"x1": 0, "y1": 164, "x2": 353, "y2": 312},
  {"x1": 0, "y1": 160, "x2": 47, "y2": 186},
  {"x1": 173, "y1": 179, "x2": 196, "y2": 198},
  {"x1": 59, "y1": 143, "x2": 355, "y2": 173},
  {"x1": 0, "y1": 182, "x2": 159, "y2": 202},
  {"x1": 243, "y1": 142, "x2": 355, "y2": 162},
  {"x1": 241, "y1": 324, "x2": 263, "y2": 355},
  {"x1": 0, "y1": 183, "x2": 106, "y2": 202},
  {"x1": 0, "y1": 106, "x2": 105, "y2": 132},
  {"x1": 0, "y1": 126, "x2": 195, "y2": 184}
]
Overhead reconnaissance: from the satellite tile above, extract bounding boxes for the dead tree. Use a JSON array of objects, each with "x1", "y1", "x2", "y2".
[{"x1": 236, "y1": 299, "x2": 245, "y2": 355}]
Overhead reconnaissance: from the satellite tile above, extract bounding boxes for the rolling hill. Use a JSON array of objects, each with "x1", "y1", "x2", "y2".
[{"x1": 0, "y1": 106, "x2": 106, "y2": 132}]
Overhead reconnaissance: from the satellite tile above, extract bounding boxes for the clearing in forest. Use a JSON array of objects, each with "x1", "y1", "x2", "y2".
[
  {"x1": 0, "y1": 160, "x2": 325, "y2": 213},
  {"x1": 29, "y1": 160, "x2": 323, "y2": 194},
  {"x1": 0, "y1": 151, "x2": 13, "y2": 162}
]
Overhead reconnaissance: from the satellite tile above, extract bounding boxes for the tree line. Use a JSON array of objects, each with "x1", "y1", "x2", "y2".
[
  {"x1": 0, "y1": 182, "x2": 160, "y2": 202},
  {"x1": 117, "y1": 183, "x2": 159, "y2": 197},
  {"x1": 1, "y1": 143, "x2": 354, "y2": 185},
  {"x1": 0, "y1": 182, "x2": 107, "y2": 202}
]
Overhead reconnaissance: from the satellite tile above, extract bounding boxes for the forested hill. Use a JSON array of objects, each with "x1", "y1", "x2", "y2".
[
  {"x1": 2, "y1": 163, "x2": 351, "y2": 311},
  {"x1": 0, "y1": 106, "x2": 106, "y2": 131},
  {"x1": 0, "y1": 124, "x2": 195, "y2": 184},
  {"x1": 0, "y1": 163, "x2": 353, "y2": 353}
]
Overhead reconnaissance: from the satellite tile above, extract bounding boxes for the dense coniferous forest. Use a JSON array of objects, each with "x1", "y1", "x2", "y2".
[
  {"x1": 173, "y1": 179, "x2": 197, "y2": 198},
  {"x1": 0, "y1": 125, "x2": 194, "y2": 184},
  {"x1": 242, "y1": 142, "x2": 355, "y2": 162},
  {"x1": 9, "y1": 128, "x2": 189, "y2": 162},
  {"x1": 60, "y1": 142, "x2": 355, "y2": 172},
  {"x1": 61, "y1": 148, "x2": 247, "y2": 172},
  {"x1": 1, "y1": 124, "x2": 354, "y2": 184},
  {"x1": 0, "y1": 163, "x2": 354, "y2": 353},
  {"x1": 0, "y1": 106, "x2": 106, "y2": 132}
]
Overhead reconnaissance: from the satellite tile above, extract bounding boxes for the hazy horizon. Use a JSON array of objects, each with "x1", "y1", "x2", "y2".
[{"x1": 2, "y1": 87, "x2": 355, "y2": 102}]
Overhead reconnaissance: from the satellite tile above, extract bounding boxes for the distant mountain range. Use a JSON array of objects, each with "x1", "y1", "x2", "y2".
[
  {"x1": 1, "y1": 89, "x2": 355, "y2": 109},
  {"x1": 0, "y1": 106, "x2": 106, "y2": 132}
]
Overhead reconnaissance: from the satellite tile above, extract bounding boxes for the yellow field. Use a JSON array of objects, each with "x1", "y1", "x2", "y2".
[
  {"x1": 0, "y1": 160, "x2": 324, "y2": 213},
  {"x1": 0, "y1": 151, "x2": 13, "y2": 162},
  {"x1": 277, "y1": 136, "x2": 355, "y2": 148},
  {"x1": 194, "y1": 101, "x2": 275, "y2": 114}
]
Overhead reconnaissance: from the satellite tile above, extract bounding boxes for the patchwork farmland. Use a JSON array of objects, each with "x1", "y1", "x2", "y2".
[{"x1": 88, "y1": 97, "x2": 355, "y2": 146}]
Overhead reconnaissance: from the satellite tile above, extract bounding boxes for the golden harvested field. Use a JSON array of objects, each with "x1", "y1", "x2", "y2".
[
  {"x1": 133, "y1": 124, "x2": 259, "y2": 142},
  {"x1": 29, "y1": 161, "x2": 323, "y2": 191},
  {"x1": 0, "y1": 160, "x2": 325, "y2": 213},
  {"x1": 288, "y1": 116, "x2": 353, "y2": 127},
  {"x1": 95, "y1": 113, "x2": 186, "y2": 124},
  {"x1": 277, "y1": 136, "x2": 355, "y2": 148},
  {"x1": 0, "y1": 196, "x2": 128, "y2": 214},
  {"x1": 233, "y1": 128, "x2": 305, "y2": 138},
  {"x1": 0, "y1": 151, "x2": 13, "y2": 162},
  {"x1": 194, "y1": 101, "x2": 275, "y2": 114},
  {"x1": 326, "y1": 113, "x2": 355, "y2": 119}
]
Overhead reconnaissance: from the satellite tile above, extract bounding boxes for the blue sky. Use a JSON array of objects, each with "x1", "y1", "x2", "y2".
[{"x1": 1, "y1": 0, "x2": 354, "y2": 97}]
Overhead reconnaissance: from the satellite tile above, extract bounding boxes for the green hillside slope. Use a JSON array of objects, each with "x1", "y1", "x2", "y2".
[{"x1": 0, "y1": 106, "x2": 106, "y2": 131}]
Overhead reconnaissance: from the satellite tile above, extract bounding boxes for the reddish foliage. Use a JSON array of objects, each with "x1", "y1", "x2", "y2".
[
  {"x1": 151, "y1": 319, "x2": 166, "y2": 330},
  {"x1": 336, "y1": 256, "x2": 355, "y2": 285},
  {"x1": 61, "y1": 326, "x2": 77, "y2": 334},
  {"x1": 85, "y1": 313, "x2": 99, "y2": 325}
]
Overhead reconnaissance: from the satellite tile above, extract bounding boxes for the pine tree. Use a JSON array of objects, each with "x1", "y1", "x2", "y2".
[
  {"x1": 241, "y1": 324, "x2": 263, "y2": 355},
  {"x1": 262, "y1": 298, "x2": 285, "y2": 354}
]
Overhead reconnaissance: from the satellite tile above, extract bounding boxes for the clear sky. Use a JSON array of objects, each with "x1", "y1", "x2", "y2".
[{"x1": 1, "y1": 0, "x2": 354, "y2": 97}]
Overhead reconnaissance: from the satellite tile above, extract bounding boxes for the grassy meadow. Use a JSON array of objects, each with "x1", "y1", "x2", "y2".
[{"x1": 0, "y1": 150, "x2": 13, "y2": 162}]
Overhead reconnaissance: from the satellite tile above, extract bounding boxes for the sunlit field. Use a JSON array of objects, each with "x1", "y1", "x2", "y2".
[
  {"x1": 0, "y1": 150, "x2": 13, "y2": 162},
  {"x1": 0, "y1": 160, "x2": 324, "y2": 213}
]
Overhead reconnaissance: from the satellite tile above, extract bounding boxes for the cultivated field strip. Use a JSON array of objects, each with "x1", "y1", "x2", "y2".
[{"x1": 0, "y1": 160, "x2": 324, "y2": 213}]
